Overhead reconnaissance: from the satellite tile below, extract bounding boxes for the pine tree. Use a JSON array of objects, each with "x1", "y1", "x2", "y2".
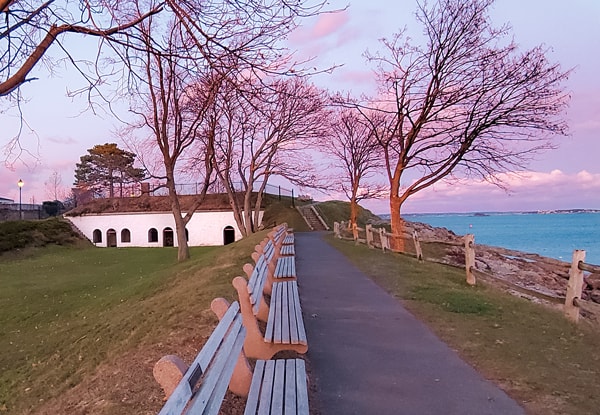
[{"x1": 74, "y1": 143, "x2": 145, "y2": 198}]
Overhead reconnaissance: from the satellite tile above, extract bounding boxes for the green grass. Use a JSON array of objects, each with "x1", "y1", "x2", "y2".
[
  {"x1": 0, "y1": 218, "x2": 83, "y2": 254},
  {"x1": 312, "y1": 200, "x2": 381, "y2": 229},
  {"x1": 0, "y1": 229, "x2": 267, "y2": 414},
  {"x1": 326, "y1": 235, "x2": 600, "y2": 415}
]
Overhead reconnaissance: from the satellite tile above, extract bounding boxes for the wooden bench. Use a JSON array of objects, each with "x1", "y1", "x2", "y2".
[
  {"x1": 254, "y1": 238, "x2": 297, "y2": 281},
  {"x1": 153, "y1": 299, "x2": 309, "y2": 414},
  {"x1": 235, "y1": 260, "x2": 307, "y2": 360}
]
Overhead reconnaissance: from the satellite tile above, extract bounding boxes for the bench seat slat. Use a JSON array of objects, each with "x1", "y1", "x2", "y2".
[
  {"x1": 274, "y1": 257, "x2": 296, "y2": 279},
  {"x1": 291, "y1": 282, "x2": 307, "y2": 344},
  {"x1": 264, "y1": 282, "x2": 306, "y2": 346},
  {"x1": 264, "y1": 284, "x2": 277, "y2": 343},
  {"x1": 281, "y1": 283, "x2": 291, "y2": 344},
  {"x1": 284, "y1": 360, "x2": 297, "y2": 415},
  {"x1": 287, "y1": 282, "x2": 299, "y2": 345},
  {"x1": 271, "y1": 360, "x2": 285, "y2": 415},
  {"x1": 258, "y1": 360, "x2": 276, "y2": 415},
  {"x1": 279, "y1": 244, "x2": 295, "y2": 256},
  {"x1": 245, "y1": 360, "x2": 265, "y2": 415},
  {"x1": 295, "y1": 359, "x2": 309, "y2": 415},
  {"x1": 245, "y1": 359, "x2": 308, "y2": 415}
]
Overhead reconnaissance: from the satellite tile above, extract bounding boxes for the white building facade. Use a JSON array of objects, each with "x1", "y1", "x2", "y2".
[{"x1": 67, "y1": 210, "x2": 259, "y2": 247}]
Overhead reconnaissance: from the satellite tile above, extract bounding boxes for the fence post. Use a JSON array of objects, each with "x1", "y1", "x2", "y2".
[
  {"x1": 565, "y1": 250, "x2": 586, "y2": 323},
  {"x1": 412, "y1": 230, "x2": 423, "y2": 262},
  {"x1": 379, "y1": 228, "x2": 390, "y2": 253},
  {"x1": 352, "y1": 223, "x2": 358, "y2": 243},
  {"x1": 333, "y1": 222, "x2": 340, "y2": 238},
  {"x1": 366, "y1": 224, "x2": 373, "y2": 248},
  {"x1": 464, "y1": 234, "x2": 476, "y2": 286}
]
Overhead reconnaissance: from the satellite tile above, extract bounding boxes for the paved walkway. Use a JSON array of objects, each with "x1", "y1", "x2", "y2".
[{"x1": 295, "y1": 232, "x2": 524, "y2": 415}]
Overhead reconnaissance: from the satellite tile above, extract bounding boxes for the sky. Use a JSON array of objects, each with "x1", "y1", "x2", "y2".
[{"x1": 1, "y1": 0, "x2": 599, "y2": 215}]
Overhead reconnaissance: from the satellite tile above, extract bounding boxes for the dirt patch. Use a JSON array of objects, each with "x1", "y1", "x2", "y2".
[{"x1": 29, "y1": 329, "x2": 320, "y2": 415}]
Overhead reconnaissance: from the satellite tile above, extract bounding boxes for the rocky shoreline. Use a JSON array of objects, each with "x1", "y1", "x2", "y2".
[{"x1": 404, "y1": 221, "x2": 600, "y2": 305}]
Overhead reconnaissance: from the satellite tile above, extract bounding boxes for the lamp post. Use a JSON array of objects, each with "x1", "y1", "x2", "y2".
[{"x1": 17, "y1": 179, "x2": 24, "y2": 220}]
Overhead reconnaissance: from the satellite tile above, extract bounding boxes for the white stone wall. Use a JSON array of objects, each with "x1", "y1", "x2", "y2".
[{"x1": 67, "y1": 210, "x2": 263, "y2": 247}]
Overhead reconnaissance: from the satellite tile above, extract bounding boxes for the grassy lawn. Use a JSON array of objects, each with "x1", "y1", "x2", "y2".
[
  {"x1": 0, "y1": 230, "x2": 266, "y2": 414},
  {"x1": 327, "y1": 235, "x2": 600, "y2": 415}
]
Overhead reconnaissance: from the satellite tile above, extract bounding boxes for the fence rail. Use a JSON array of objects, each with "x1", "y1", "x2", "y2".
[{"x1": 333, "y1": 221, "x2": 600, "y2": 325}]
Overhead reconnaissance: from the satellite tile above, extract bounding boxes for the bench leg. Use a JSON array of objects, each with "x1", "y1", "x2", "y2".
[{"x1": 230, "y1": 278, "x2": 308, "y2": 360}]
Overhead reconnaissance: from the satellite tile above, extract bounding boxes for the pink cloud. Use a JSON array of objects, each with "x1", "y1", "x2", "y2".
[
  {"x1": 360, "y1": 170, "x2": 600, "y2": 214},
  {"x1": 289, "y1": 11, "x2": 350, "y2": 44}
]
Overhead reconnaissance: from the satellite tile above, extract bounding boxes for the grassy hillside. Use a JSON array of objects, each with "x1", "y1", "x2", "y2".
[
  {"x1": 0, "y1": 218, "x2": 85, "y2": 255},
  {"x1": 312, "y1": 200, "x2": 382, "y2": 229},
  {"x1": 0, "y1": 230, "x2": 267, "y2": 414}
]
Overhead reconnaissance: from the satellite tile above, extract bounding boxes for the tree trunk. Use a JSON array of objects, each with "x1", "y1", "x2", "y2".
[
  {"x1": 166, "y1": 172, "x2": 190, "y2": 261},
  {"x1": 243, "y1": 188, "x2": 254, "y2": 235},
  {"x1": 349, "y1": 195, "x2": 358, "y2": 228},
  {"x1": 173, "y1": 210, "x2": 190, "y2": 261},
  {"x1": 389, "y1": 194, "x2": 406, "y2": 252}
]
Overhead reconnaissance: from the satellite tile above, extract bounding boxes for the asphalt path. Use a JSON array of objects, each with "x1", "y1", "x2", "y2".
[{"x1": 295, "y1": 232, "x2": 525, "y2": 415}]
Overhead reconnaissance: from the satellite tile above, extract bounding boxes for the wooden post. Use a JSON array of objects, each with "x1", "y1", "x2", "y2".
[
  {"x1": 333, "y1": 222, "x2": 340, "y2": 238},
  {"x1": 464, "y1": 234, "x2": 476, "y2": 286},
  {"x1": 366, "y1": 224, "x2": 373, "y2": 248},
  {"x1": 380, "y1": 228, "x2": 387, "y2": 253},
  {"x1": 412, "y1": 230, "x2": 423, "y2": 262},
  {"x1": 352, "y1": 223, "x2": 358, "y2": 242},
  {"x1": 565, "y1": 250, "x2": 586, "y2": 323}
]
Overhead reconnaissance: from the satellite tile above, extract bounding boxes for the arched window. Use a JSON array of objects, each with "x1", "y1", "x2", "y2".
[
  {"x1": 223, "y1": 226, "x2": 235, "y2": 245},
  {"x1": 163, "y1": 227, "x2": 174, "y2": 247},
  {"x1": 148, "y1": 228, "x2": 158, "y2": 243},
  {"x1": 121, "y1": 229, "x2": 131, "y2": 243},
  {"x1": 107, "y1": 229, "x2": 117, "y2": 247},
  {"x1": 93, "y1": 229, "x2": 102, "y2": 244}
]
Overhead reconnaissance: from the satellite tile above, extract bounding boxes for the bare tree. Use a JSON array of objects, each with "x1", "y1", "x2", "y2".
[
  {"x1": 124, "y1": 17, "x2": 221, "y2": 262},
  {"x1": 44, "y1": 170, "x2": 66, "y2": 201},
  {"x1": 207, "y1": 76, "x2": 328, "y2": 236},
  {"x1": 323, "y1": 104, "x2": 386, "y2": 228},
  {"x1": 0, "y1": 0, "x2": 162, "y2": 97},
  {"x1": 120, "y1": 1, "x2": 328, "y2": 260},
  {"x1": 357, "y1": 0, "x2": 570, "y2": 246}
]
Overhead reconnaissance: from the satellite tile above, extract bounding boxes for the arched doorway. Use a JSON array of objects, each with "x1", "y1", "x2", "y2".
[
  {"x1": 148, "y1": 228, "x2": 158, "y2": 243},
  {"x1": 107, "y1": 229, "x2": 117, "y2": 247},
  {"x1": 163, "y1": 227, "x2": 174, "y2": 247},
  {"x1": 93, "y1": 229, "x2": 102, "y2": 244},
  {"x1": 223, "y1": 226, "x2": 235, "y2": 245}
]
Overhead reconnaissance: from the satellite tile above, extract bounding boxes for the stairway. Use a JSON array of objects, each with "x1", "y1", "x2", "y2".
[{"x1": 298, "y1": 205, "x2": 328, "y2": 231}]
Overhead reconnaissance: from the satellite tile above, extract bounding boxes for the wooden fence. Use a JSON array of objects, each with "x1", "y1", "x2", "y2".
[{"x1": 333, "y1": 221, "x2": 600, "y2": 324}]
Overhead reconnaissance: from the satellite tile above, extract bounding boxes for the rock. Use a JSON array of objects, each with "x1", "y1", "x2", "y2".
[
  {"x1": 590, "y1": 289, "x2": 600, "y2": 304},
  {"x1": 585, "y1": 274, "x2": 600, "y2": 290}
]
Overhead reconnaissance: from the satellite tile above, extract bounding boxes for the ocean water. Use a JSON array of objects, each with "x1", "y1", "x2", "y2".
[{"x1": 394, "y1": 212, "x2": 600, "y2": 265}]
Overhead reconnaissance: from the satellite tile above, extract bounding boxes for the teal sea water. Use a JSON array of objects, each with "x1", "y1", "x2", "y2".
[{"x1": 395, "y1": 212, "x2": 600, "y2": 265}]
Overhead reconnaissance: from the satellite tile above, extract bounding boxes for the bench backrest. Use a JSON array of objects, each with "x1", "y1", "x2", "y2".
[
  {"x1": 158, "y1": 302, "x2": 246, "y2": 415},
  {"x1": 247, "y1": 254, "x2": 268, "y2": 316}
]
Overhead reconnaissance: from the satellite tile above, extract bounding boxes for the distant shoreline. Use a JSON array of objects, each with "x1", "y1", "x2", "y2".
[{"x1": 376, "y1": 209, "x2": 600, "y2": 218}]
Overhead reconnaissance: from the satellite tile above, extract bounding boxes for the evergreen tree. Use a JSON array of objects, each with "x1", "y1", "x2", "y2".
[{"x1": 74, "y1": 143, "x2": 145, "y2": 198}]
